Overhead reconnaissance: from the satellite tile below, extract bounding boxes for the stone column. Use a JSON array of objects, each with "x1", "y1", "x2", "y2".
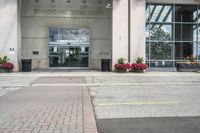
[
  {"x1": 130, "y1": 0, "x2": 146, "y2": 63},
  {"x1": 0, "y1": 0, "x2": 21, "y2": 71},
  {"x1": 112, "y1": 0, "x2": 129, "y2": 69}
]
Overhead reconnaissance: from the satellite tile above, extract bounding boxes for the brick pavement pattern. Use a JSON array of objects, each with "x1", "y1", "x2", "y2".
[{"x1": 0, "y1": 77, "x2": 98, "y2": 133}]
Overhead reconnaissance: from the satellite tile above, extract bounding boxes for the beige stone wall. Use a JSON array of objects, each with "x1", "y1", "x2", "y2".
[
  {"x1": 112, "y1": 0, "x2": 129, "y2": 67},
  {"x1": 0, "y1": 0, "x2": 21, "y2": 71},
  {"x1": 21, "y1": 0, "x2": 112, "y2": 70},
  {"x1": 130, "y1": 0, "x2": 146, "y2": 63}
]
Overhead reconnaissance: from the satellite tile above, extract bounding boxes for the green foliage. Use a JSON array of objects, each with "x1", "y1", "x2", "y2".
[
  {"x1": 0, "y1": 56, "x2": 9, "y2": 64},
  {"x1": 150, "y1": 26, "x2": 172, "y2": 60},
  {"x1": 135, "y1": 57, "x2": 144, "y2": 64},
  {"x1": 118, "y1": 57, "x2": 126, "y2": 64}
]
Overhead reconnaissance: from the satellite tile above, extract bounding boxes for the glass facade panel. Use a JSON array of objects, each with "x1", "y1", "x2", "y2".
[
  {"x1": 148, "y1": 5, "x2": 172, "y2": 22},
  {"x1": 48, "y1": 28, "x2": 90, "y2": 68},
  {"x1": 175, "y1": 5, "x2": 198, "y2": 23},
  {"x1": 49, "y1": 28, "x2": 59, "y2": 42},
  {"x1": 150, "y1": 61, "x2": 173, "y2": 67},
  {"x1": 150, "y1": 42, "x2": 173, "y2": 60},
  {"x1": 175, "y1": 42, "x2": 197, "y2": 60},
  {"x1": 146, "y1": 24, "x2": 150, "y2": 41},
  {"x1": 150, "y1": 24, "x2": 173, "y2": 41},
  {"x1": 175, "y1": 24, "x2": 197, "y2": 41},
  {"x1": 146, "y1": 3, "x2": 200, "y2": 67}
]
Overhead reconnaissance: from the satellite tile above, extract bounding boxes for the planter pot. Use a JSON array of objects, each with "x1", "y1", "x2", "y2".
[
  {"x1": 0, "y1": 68, "x2": 11, "y2": 73},
  {"x1": 176, "y1": 63, "x2": 200, "y2": 72},
  {"x1": 131, "y1": 69, "x2": 145, "y2": 73},
  {"x1": 115, "y1": 69, "x2": 127, "y2": 73}
]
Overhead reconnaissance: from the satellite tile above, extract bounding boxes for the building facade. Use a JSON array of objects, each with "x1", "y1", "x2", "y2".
[{"x1": 0, "y1": 0, "x2": 200, "y2": 71}]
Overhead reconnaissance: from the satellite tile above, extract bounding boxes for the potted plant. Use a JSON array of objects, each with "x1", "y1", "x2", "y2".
[
  {"x1": 0, "y1": 56, "x2": 14, "y2": 73},
  {"x1": 114, "y1": 57, "x2": 130, "y2": 72},
  {"x1": 176, "y1": 55, "x2": 200, "y2": 72},
  {"x1": 130, "y1": 57, "x2": 148, "y2": 73}
]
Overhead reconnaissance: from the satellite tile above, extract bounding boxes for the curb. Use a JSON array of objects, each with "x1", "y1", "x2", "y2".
[{"x1": 83, "y1": 87, "x2": 98, "y2": 133}]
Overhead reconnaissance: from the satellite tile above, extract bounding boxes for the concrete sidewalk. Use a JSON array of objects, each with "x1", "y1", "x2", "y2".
[{"x1": 0, "y1": 77, "x2": 98, "y2": 133}]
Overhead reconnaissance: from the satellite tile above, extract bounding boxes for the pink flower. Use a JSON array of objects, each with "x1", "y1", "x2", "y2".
[
  {"x1": 0, "y1": 62, "x2": 14, "y2": 70},
  {"x1": 114, "y1": 63, "x2": 130, "y2": 70},
  {"x1": 131, "y1": 63, "x2": 148, "y2": 70}
]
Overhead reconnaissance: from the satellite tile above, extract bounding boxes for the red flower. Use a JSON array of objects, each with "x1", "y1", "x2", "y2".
[
  {"x1": 131, "y1": 63, "x2": 148, "y2": 70},
  {"x1": 0, "y1": 62, "x2": 14, "y2": 70},
  {"x1": 114, "y1": 63, "x2": 130, "y2": 70}
]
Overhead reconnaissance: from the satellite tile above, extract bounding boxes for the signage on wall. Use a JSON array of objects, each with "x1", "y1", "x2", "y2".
[
  {"x1": 99, "y1": 51, "x2": 110, "y2": 56},
  {"x1": 9, "y1": 48, "x2": 15, "y2": 55}
]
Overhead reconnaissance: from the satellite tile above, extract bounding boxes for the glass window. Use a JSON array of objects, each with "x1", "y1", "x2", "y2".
[
  {"x1": 146, "y1": 3, "x2": 200, "y2": 67},
  {"x1": 175, "y1": 42, "x2": 197, "y2": 60},
  {"x1": 148, "y1": 5, "x2": 172, "y2": 22},
  {"x1": 49, "y1": 28, "x2": 59, "y2": 42},
  {"x1": 146, "y1": 42, "x2": 150, "y2": 60},
  {"x1": 175, "y1": 5, "x2": 198, "y2": 23},
  {"x1": 150, "y1": 42, "x2": 173, "y2": 60},
  {"x1": 198, "y1": 44, "x2": 200, "y2": 61},
  {"x1": 175, "y1": 24, "x2": 197, "y2": 41},
  {"x1": 146, "y1": 4, "x2": 150, "y2": 21},
  {"x1": 149, "y1": 61, "x2": 173, "y2": 67},
  {"x1": 146, "y1": 24, "x2": 150, "y2": 41},
  {"x1": 150, "y1": 24, "x2": 173, "y2": 41}
]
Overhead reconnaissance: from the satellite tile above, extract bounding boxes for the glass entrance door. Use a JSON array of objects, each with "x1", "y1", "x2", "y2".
[{"x1": 48, "y1": 28, "x2": 90, "y2": 68}]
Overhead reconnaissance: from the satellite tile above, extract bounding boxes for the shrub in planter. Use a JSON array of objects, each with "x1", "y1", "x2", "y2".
[
  {"x1": 0, "y1": 56, "x2": 14, "y2": 73},
  {"x1": 114, "y1": 63, "x2": 130, "y2": 72},
  {"x1": 114, "y1": 58, "x2": 130, "y2": 72},
  {"x1": 130, "y1": 63, "x2": 148, "y2": 73},
  {"x1": 130, "y1": 57, "x2": 148, "y2": 73}
]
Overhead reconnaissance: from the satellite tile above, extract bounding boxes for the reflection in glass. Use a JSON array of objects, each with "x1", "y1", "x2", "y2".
[
  {"x1": 49, "y1": 28, "x2": 59, "y2": 42},
  {"x1": 49, "y1": 56, "x2": 60, "y2": 67},
  {"x1": 175, "y1": 42, "x2": 197, "y2": 60},
  {"x1": 175, "y1": 5, "x2": 198, "y2": 22},
  {"x1": 198, "y1": 44, "x2": 200, "y2": 60},
  {"x1": 150, "y1": 24, "x2": 172, "y2": 41},
  {"x1": 146, "y1": 42, "x2": 150, "y2": 60},
  {"x1": 49, "y1": 46, "x2": 60, "y2": 55},
  {"x1": 49, "y1": 28, "x2": 90, "y2": 68},
  {"x1": 146, "y1": 5, "x2": 150, "y2": 21},
  {"x1": 146, "y1": 24, "x2": 150, "y2": 41},
  {"x1": 175, "y1": 24, "x2": 197, "y2": 41},
  {"x1": 148, "y1": 5, "x2": 172, "y2": 22},
  {"x1": 150, "y1": 61, "x2": 173, "y2": 67},
  {"x1": 150, "y1": 42, "x2": 173, "y2": 60},
  {"x1": 49, "y1": 28, "x2": 90, "y2": 44}
]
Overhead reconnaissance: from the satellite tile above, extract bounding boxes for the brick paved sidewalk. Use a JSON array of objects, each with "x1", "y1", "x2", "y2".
[{"x1": 0, "y1": 77, "x2": 98, "y2": 133}]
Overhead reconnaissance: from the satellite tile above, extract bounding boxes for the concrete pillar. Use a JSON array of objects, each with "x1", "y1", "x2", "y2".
[
  {"x1": 0, "y1": 0, "x2": 21, "y2": 71},
  {"x1": 112, "y1": 0, "x2": 129, "y2": 68},
  {"x1": 130, "y1": 0, "x2": 146, "y2": 63}
]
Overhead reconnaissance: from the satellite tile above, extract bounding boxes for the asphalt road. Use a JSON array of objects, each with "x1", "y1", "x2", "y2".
[
  {"x1": 97, "y1": 117, "x2": 200, "y2": 133},
  {"x1": 88, "y1": 73, "x2": 200, "y2": 133}
]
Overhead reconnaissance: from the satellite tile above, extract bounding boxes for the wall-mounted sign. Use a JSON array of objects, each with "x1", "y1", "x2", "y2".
[{"x1": 9, "y1": 48, "x2": 15, "y2": 55}]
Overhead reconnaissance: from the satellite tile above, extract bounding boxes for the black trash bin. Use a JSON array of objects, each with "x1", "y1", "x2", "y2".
[
  {"x1": 101, "y1": 59, "x2": 111, "y2": 72},
  {"x1": 21, "y1": 59, "x2": 32, "y2": 72}
]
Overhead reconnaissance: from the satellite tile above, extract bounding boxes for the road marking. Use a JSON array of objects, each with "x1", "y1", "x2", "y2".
[{"x1": 97, "y1": 101, "x2": 178, "y2": 106}]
